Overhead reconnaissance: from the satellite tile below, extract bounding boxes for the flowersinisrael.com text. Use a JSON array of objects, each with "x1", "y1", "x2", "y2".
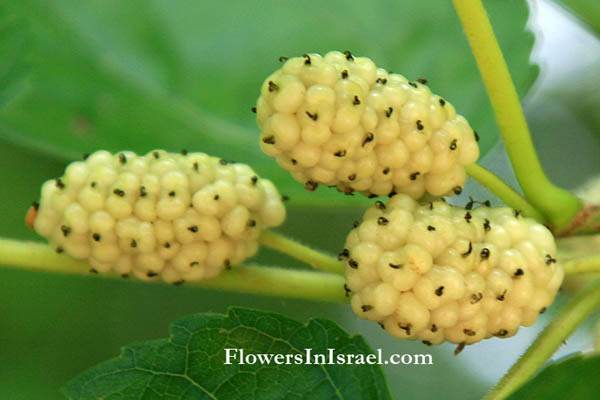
[{"x1": 224, "y1": 349, "x2": 433, "y2": 366}]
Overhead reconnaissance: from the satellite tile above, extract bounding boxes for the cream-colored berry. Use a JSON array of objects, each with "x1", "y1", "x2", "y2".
[
  {"x1": 106, "y1": 196, "x2": 132, "y2": 219},
  {"x1": 344, "y1": 195, "x2": 563, "y2": 346},
  {"x1": 430, "y1": 301, "x2": 460, "y2": 329},
  {"x1": 257, "y1": 51, "x2": 479, "y2": 198},
  {"x1": 32, "y1": 150, "x2": 286, "y2": 283}
]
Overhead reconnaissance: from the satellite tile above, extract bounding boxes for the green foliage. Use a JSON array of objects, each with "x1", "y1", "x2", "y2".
[
  {"x1": 62, "y1": 307, "x2": 391, "y2": 399},
  {"x1": 554, "y1": 0, "x2": 600, "y2": 36},
  {"x1": 508, "y1": 353, "x2": 600, "y2": 399},
  {"x1": 0, "y1": 1, "x2": 548, "y2": 399},
  {"x1": 0, "y1": 4, "x2": 30, "y2": 108},
  {"x1": 552, "y1": 63, "x2": 600, "y2": 142},
  {"x1": 541, "y1": 1, "x2": 600, "y2": 166},
  {"x1": 1, "y1": 0, "x2": 537, "y2": 208}
]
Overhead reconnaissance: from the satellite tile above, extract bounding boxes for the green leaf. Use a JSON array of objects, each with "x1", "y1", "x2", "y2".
[
  {"x1": 1, "y1": 0, "x2": 537, "y2": 208},
  {"x1": 0, "y1": 141, "x2": 66, "y2": 241},
  {"x1": 553, "y1": 0, "x2": 600, "y2": 37},
  {"x1": 61, "y1": 307, "x2": 391, "y2": 400},
  {"x1": 553, "y1": 62, "x2": 600, "y2": 138},
  {"x1": 507, "y1": 353, "x2": 600, "y2": 399},
  {"x1": 0, "y1": 3, "x2": 30, "y2": 109}
]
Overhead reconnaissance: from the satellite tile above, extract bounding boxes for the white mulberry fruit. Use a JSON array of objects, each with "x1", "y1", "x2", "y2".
[
  {"x1": 28, "y1": 150, "x2": 286, "y2": 283},
  {"x1": 256, "y1": 51, "x2": 479, "y2": 198},
  {"x1": 343, "y1": 195, "x2": 563, "y2": 346}
]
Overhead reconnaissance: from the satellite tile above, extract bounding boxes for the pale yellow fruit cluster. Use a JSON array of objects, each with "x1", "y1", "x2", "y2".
[
  {"x1": 343, "y1": 195, "x2": 563, "y2": 345},
  {"x1": 256, "y1": 51, "x2": 479, "y2": 198},
  {"x1": 33, "y1": 150, "x2": 286, "y2": 283}
]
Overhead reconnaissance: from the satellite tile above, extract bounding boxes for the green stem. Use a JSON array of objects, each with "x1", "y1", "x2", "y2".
[
  {"x1": 465, "y1": 164, "x2": 545, "y2": 222},
  {"x1": 0, "y1": 238, "x2": 348, "y2": 303},
  {"x1": 562, "y1": 254, "x2": 600, "y2": 275},
  {"x1": 452, "y1": 0, "x2": 581, "y2": 229},
  {"x1": 484, "y1": 277, "x2": 600, "y2": 400},
  {"x1": 259, "y1": 230, "x2": 345, "y2": 275}
]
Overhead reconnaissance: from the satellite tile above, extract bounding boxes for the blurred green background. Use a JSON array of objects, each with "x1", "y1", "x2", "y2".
[{"x1": 1, "y1": 0, "x2": 600, "y2": 399}]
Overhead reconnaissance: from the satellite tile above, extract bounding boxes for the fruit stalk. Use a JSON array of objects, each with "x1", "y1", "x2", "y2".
[
  {"x1": 0, "y1": 237, "x2": 348, "y2": 303},
  {"x1": 562, "y1": 253, "x2": 600, "y2": 275},
  {"x1": 259, "y1": 230, "x2": 345, "y2": 275},
  {"x1": 453, "y1": 0, "x2": 581, "y2": 230},
  {"x1": 465, "y1": 164, "x2": 544, "y2": 222}
]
